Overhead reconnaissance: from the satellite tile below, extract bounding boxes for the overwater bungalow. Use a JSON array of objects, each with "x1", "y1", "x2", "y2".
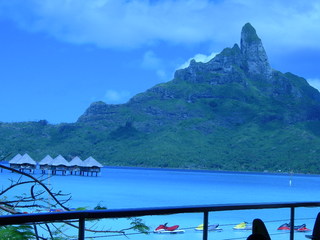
[
  {"x1": 9, "y1": 153, "x2": 22, "y2": 169},
  {"x1": 81, "y1": 156, "x2": 103, "y2": 176},
  {"x1": 51, "y1": 155, "x2": 70, "y2": 175},
  {"x1": 68, "y1": 156, "x2": 83, "y2": 175},
  {"x1": 39, "y1": 155, "x2": 54, "y2": 174},
  {"x1": 17, "y1": 153, "x2": 37, "y2": 173}
]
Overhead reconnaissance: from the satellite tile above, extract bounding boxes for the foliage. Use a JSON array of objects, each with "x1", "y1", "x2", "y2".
[
  {"x1": 0, "y1": 225, "x2": 34, "y2": 240},
  {"x1": 1, "y1": 115, "x2": 320, "y2": 174},
  {"x1": 94, "y1": 203, "x2": 107, "y2": 210},
  {"x1": 109, "y1": 121, "x2": 141, "y2": 140},
  {"x1": 128, "y1": 217, "x2": 150, "y2": 234}
]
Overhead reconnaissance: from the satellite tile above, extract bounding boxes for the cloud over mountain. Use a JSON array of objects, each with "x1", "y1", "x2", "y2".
[
  {"x1": 177, "y1": 52, "x2": 218, "y2": 70},
  {"x1": 0, "y1": 0, "x2": 320, "y2": 50},
  {"x1": 307, "y1": 78, "x2": 320, "y2": 91},
  {"x1": 104, "y1": 89, "x2": 130, "y2": 103}
]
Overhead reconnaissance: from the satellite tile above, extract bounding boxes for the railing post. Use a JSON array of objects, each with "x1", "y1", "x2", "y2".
[
  {"x1": 290, "y1": 207, "x2": 295, "y2": 240},
  {"x1": 79, "y1": 217, "x2": 85, "y2": 240},
  {"x1": 203, "y1": 211, "x2": 209, "y2": 240}
]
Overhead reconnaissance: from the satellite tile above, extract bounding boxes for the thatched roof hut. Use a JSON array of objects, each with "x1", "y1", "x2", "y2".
[
  {"x1": 69, "y1": 156, "x2": 84, "y2": 167},
  {"x1": 39, "y1": 155, "x2": 53, "y2": 166},
  {"x1": 15, "y1": 153, "x2": 37, "y2": 172},
  {"x1": 9, "y1": 154, "x2": 22, "y2": 168},
  {"x1": 81, "y1": 157, "x2": 103, "y2": 176},
  {"x1": 39, "y1": 155, "x2": 54, "y2": 173},
  {"x1": 69, "y1": 156, "x2": 83, "y2": 175},
  {"x1": 18, "y1": 153, "x2": 37, "y2": 165},
  {"x1": 83, "y1": 157, "x2": 103, "y2": 168},
  {"x1": 51, "y1": 155, "x2": 70, "y2": 167},
  {"x1": 9, "y1": 153, "x2": 22, "y2": 163},
  {"x1": 51, "y1": 155, "x2": 70, "y2": 175}
]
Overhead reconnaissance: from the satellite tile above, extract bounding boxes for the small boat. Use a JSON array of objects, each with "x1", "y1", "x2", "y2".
[
  {"x1": 295, "y1": 224, "x2": 311, "y2": 232},
  {"x1": 195, "y1": 224, "x2": 223, "y2": 231},
  {"x1": 154, "y1": 223, "x2": 185, "y2": 234},
  {"x1": 233, "y1": 222, "x2": 252, "y2": 230},
  {"x1": 49, "y1": 208, "x2": 64, "y2": 212},
  {"x1": 277, "y1": 223, "x2": 311, "y2": 232},
  {"x1": 277, "y1": 223, "x2": 290, "y2": 230}
]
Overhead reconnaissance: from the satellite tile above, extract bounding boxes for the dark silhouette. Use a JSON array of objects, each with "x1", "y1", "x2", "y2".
[
  {"x1": 306, "y1": 212, "x2": 320, "y2": 239},
  {"x1": 247, "y1": 219, "x2": 271, "y2": 240},
  {"x1": 247, "y1": 233, "x2": 268, "y2": 240}
]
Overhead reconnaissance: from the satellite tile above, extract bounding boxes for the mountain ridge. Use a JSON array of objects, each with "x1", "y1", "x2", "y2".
[
  {"x1": 78, "y1": 23, "x2": 320, "y2": 128},
  {"x1": 1, "y1": 23, "x2": 320, "y2": 173}
]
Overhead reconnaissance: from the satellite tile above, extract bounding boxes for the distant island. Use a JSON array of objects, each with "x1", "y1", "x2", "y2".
[{"x1": 1, "y1": 23, "x2": 320, "y2": 174}]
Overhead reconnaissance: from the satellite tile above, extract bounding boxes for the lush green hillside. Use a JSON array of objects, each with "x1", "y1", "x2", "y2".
[
  {"x1": 1, "y1": 23, "x2": 320, "y2": 174},
  {"x1": 1, "y1": 120, "x2": 320, "y2": 173}
]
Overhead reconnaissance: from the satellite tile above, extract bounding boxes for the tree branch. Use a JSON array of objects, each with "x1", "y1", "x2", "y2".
[{"x1": 0, "y1": 164, "x2": 70, "y2": 211}]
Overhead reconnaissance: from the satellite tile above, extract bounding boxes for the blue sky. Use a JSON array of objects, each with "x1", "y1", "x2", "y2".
[{"x1": 0, "y1": 0, "x2": 320, "y2": 123}]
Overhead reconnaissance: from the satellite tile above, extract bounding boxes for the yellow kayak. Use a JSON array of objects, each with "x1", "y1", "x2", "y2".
[
  {"x1": 195, "y1": 224, "x2": 222, "y2": 231},
  {"x1": 233, "y1": 222, "x2": 252, "y2": 230}
]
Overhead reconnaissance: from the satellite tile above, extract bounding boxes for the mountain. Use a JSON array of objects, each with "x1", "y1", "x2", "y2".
[
  {"x1": 79, "y1": 23, "x2": 320, "y2": 127},
  {"x1": 1, "y1": 23, "x2": 320, "y2": 173}
]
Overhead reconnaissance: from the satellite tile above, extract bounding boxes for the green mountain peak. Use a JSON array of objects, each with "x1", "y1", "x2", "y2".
[
  {"x1": 241, "y1": 22, "x2": 260, "y2": 44},
  {"x1": 2, "y1": 23, "x2": 320, "y2": 174}
]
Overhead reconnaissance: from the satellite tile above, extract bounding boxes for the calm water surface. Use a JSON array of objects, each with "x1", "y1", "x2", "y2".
[{"x1": 1, "y1": 167, "x2": 320, "y2": 240}]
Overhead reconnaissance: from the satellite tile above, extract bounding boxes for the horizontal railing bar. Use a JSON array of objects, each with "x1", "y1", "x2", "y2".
[{"x1": 1, "y1": 201, "x2": 320, "y2": 226}]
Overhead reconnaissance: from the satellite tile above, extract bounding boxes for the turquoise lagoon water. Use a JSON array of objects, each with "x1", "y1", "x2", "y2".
[{"x1": 1, "y1": 166, "x2": 320, "y2": 240}]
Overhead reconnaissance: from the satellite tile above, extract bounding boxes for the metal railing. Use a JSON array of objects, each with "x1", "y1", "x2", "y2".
[{"x1": 1, "y1": 201, "x2": 320, "y2": 240}]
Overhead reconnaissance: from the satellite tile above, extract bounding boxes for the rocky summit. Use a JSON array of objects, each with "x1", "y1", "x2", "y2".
[
  {"x1": 78, "y1": 22, "x2": 320, "y2": 128},
  {"x1": 2, "y1": 23, "x2": 320, "y2": 173},
  {"x1": 240, "y1": 23, "x2": 272, "y2": 78}
]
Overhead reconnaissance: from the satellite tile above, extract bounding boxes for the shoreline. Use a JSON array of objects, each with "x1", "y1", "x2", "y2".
[
  {"x1": 103, "y1": 165, "x2": 320, "y2": 178},
  {"x1": 2, "y1": 161, "x2": 318, "y2": 177}
]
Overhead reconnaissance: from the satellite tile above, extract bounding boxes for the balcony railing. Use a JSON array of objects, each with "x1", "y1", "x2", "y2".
[{"x1": 1, "y1": 201, "x2": 320, "y2": 240}]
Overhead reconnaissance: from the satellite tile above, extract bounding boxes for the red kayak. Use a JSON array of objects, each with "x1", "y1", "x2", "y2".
[
  {"x1": 277, "y1": 223, "x2": 290, "y2": 230},
  {"x1": 154, "y1": 223, "x2": 185, "y2": 234},
  {"x1": 278, "y1": 223, "x2": 311, "y2": 232},
  {"x1": 295, "y1": 225, "x2": 311, "y2": 232},
  {"x1": 155, "y1": 223, "x2": 179, "y2": 231}
]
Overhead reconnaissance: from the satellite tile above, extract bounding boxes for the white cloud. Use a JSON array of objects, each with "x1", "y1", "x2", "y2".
[
  {"x1": 104, "y1": 89, "x2": 131, "y2": 104},
  {"x1": 156, "y1": 69, "x2": 167, "y2": 81},
  {"x1": 1, "y1": 0, "x2": 319, "y2": 51},
  {"x1": 177, "y1": 52, "x2": 218, "y2": 69},
  {"x1": 307, "y1": 78, "x2": 320, "y2": 92},
  {"x1": 0, "y1": 0, "x2": 217, "y2": 48},
  {"x1": 141, "y1": 50, "x2": 169, "y2": 81},
  {"x1": 141, "y1": 50, "x2": 162, "y2": 69}
]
